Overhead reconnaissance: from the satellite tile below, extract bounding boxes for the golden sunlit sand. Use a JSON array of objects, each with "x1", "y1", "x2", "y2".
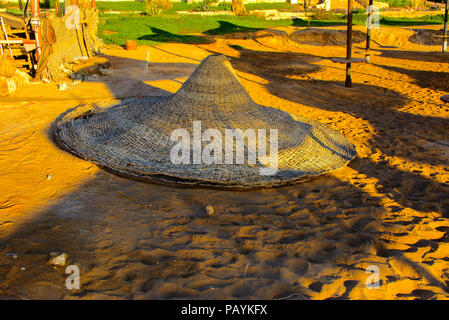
[{"x1": 1, "y1": 24, "x2": 449, "y2": 299}]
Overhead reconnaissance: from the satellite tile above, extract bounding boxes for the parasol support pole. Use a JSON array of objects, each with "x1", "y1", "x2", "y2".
[
  {"x1": 30, "y1": 0, "x2": 41, "y2": 59},
  {"x1": 345, "y1": 0, "x2": 353, "y2": 88},
  {"x1": 365, "y1": 0, "x2": 373, "y2": 63},
  {"x1": 23, "y1": 0, "x2": 29, "y2": 19},
  {"x1": 444, "y1": 0, "x2": 448, "y2": 53}
]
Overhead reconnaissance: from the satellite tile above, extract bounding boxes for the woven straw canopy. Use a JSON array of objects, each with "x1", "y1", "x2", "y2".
[{"x1": 55, "y1": 54, "x2": 356, "y2": 189}]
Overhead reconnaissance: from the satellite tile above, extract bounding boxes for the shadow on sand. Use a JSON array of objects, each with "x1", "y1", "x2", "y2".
[
  {"x1": 0, "y1": 48, "x2": 448, "y2": 300},
  {"x1": 205, "y1": 46, "x2": 449, "y2": 217}
]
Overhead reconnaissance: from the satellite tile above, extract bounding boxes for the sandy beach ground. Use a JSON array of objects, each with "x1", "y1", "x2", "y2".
[{"x1": 0, "y1": 24, "x2": 449, "y2": 300}]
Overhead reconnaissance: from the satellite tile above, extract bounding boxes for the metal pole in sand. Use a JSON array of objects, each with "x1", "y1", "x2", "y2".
[
  {"x1": 365, "y1": 0, "x2": 373, "y2": 62},
  {"x1": 345, "y1": 0, "x2": 353, "y2": 88},
  {"x1": 143, "y1": 50, "x2": 150, "y2": 79},
  {"x1": 443, "y1": 0, "x2": 449, "y2": 53}
]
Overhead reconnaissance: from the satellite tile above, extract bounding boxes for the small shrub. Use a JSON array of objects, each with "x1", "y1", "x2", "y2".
[
  {"x1": 311, "y1": 9, "x2": 342, "y2": 20},
  {"x1": 143, "y1": 0, "x2": 172, "y2": 16},
  {"x1": 385, "y1": 0, "x2": 413, "y2": 8},
  {"x1": 411, "y1": 0, "x2": 426, "y2": 10},
  {"x1": 42, "y1": 0, "x2": 57, "y2": 9},
  {"x1": 193, "y1": 0, "x2": 216, "y2": 12},
  {"x1": 352, "y1": 12, "x2": 368, "y2": 24},
  {"x1": 248, "y1": 11, "x2": 268, "y2": 19}
]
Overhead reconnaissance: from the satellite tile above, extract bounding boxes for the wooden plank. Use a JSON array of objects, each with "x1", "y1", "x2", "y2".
[
  {"x1": 7, "y1": 29, "x2": 28, "y2": 35},
  {"x1": 0, "y1": 13, "x2": 26, "y2": 29},
  {"x1": 11, "y1": 48, "x2": 27, "y2": 56},
  {"x1": 14, "y1": 60, "x2": 30, "y2": 66},
  {"x1": 0, "y1": 40, "x2": 24, "y2": 44},
  {"x1": 332, "y1": 57, "x2": 366, "y2": 64}
]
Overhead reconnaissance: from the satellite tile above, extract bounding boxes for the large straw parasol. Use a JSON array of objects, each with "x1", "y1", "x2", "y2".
[{"x1": 54, "y1": 54, "x2": 356, "y2": 189}]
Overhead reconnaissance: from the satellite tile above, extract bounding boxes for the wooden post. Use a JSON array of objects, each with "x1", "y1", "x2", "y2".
[
  {"x1": 30, "y1": 0, "x2": 40, "y2": 16},
  {"x1": 444, "y1": 0, "x2": 448, "y2": 53},
  {"x1": 30, "y1": 0, "x2": 41, "y2": 58},
  {"x1": 345, "y1": 0, "x2": 353, "y2": 88},
  {"x1": 365, "y1": 0, "x2": 373, "y2": 62}
]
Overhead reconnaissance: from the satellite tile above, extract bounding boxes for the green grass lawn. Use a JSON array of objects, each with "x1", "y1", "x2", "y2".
[
  {"x1": 99, "y1": 14, "x2": 293, "y2": 45},
  {"x1": 96, "y1": 1, "x2": 194, "y2": 12},
  {"x1": 99, "y1": 12, "x2": 445, "y2": 46},
  {"x1": 6, "y1": 0, "x2": 444, "y2": 46},
  {"x1": 376, "y1": 0, "x2": 413, "y2": 8},
  {"x1": 4, "y1": 8, "x2": 23, "y2": 15},
  {"x1": 95, "y1": 1, "x2": 302, "y2": 13},
  {"x1": 245, "y1": 2, "x2": 301, "y2": 11},
  {"x1": 96, "y1": 1, "x2": 145, "y2": 11},
  {"x1": 354, "y1": 13, "x2": 444, "y2": 26},
  {"x1": 377, "y1": 14, "x2": 444, "y2": 26}
]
